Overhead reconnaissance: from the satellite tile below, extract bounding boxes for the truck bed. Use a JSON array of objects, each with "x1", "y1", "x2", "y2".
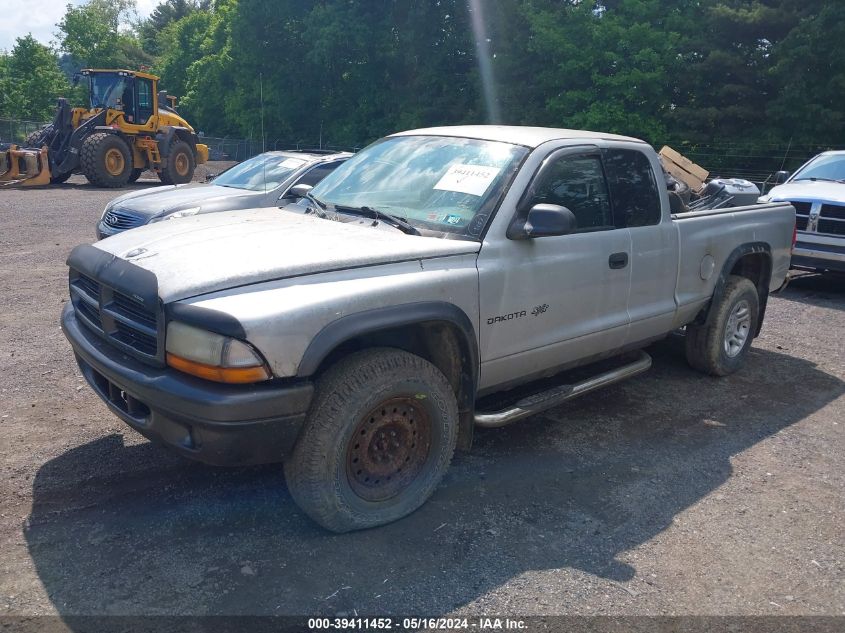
[{"x1": 671, "y1": 202, "x2": 795, "y2": 327}]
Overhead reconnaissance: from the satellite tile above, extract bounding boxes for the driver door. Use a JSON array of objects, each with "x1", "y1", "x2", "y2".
[{"x1": 477, "y1": 146, "x2": 632, "y2": 391}]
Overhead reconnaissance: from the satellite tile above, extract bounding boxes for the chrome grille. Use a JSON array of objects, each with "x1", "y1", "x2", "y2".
[
  {"x1": 818, "y1": 203, "x2": 845, "y2": 236},
  {"x1": 69, "y1": 270, "x2": 161, "y2": 364},
  {"x1": 789, "y1": 201, "x2": 811, "y2": 231},
  {"x1": 103, "y1": 208, "x2": 145, "y2": 230}
]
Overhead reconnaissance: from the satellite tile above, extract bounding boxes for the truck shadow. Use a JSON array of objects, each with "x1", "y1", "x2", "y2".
[
  {"x1": 776, "y1": 272, "x2": 845, "y2": 312},
  {"x1": 25, "y1": 342, "x2": 844, "y2": 617}
]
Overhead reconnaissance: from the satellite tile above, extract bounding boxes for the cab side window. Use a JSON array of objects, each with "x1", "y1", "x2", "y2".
[
  {"x1": 528, "y1": 154, "x2": 614, "y2": 232},
  {"x1": 603, "y1": 148, "x2": 661, "y2": 227},
  {"x1": 293, "y1": 160, "x2": 344, "y2": 188},
  {"x1": 136, "y1": 78, "x2": 154, "y2": 125}
]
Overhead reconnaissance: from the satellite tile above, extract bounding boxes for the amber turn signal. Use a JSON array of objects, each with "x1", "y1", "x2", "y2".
[{"x1": 166, "y1": 353, "x2": 271, "y2": 384}]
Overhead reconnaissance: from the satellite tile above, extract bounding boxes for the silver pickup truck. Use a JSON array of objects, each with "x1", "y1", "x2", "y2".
[{"x1": 61, "y1": 126, "x2": 795, "y2": 532}]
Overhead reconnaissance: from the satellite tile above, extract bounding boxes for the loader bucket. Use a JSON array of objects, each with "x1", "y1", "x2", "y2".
[{"x1": 0, "y1": 145, "x2": 52, "y2": 187}]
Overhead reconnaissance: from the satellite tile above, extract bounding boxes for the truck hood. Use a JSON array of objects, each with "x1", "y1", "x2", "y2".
[
  {"x1": 765, "y1": 181, "x2": 845, "y2": 204},
  {"x1": 108, "y1": 183, "x2": 262, "y2": 218},
  {"x1": 93, "y1": 207, "x2": 480, "y2": 302}
]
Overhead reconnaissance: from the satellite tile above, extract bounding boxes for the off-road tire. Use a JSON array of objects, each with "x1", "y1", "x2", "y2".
[
  {"x1": 284, "y1": 348, "x2": 459, "y2": 532},
  {"x1": 80, "y1": 132, "x2": 132, "y2": 188},
  {"x1": 128, "y1": 168, "x2": 143, "y2": 183},
  {"x1": 158, "y1": 140, "x2": 195, "y2": 185},
  {"x1": 24, "y1": 126, "x2": 50, "y2": 148},
  {"x1": 685, "y1": 275, "x2": 759, "y2": 376}
]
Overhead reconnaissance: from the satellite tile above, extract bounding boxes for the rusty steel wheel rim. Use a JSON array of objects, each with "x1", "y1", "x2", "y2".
[
  {"x1": 174, "y1": 152, "x2": 190, "y2": 177},
  {"x1": 346, "y1": 396, "x2": 432, "y2": 502},
  {"x1": 104, "y1": 148, "x2": 125, "y2": 176}
]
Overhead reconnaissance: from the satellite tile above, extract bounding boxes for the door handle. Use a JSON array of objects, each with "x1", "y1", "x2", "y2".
[{"x1": 609, "y1": 252, "x2": 629, "y2": 269}]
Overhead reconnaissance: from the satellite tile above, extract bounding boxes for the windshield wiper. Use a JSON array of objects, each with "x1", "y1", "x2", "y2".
[
  {"x1": 303, "y1": 191, "x2": 335, "y2": 219},
  {"x1": 793, "y1": 177, "x2": 841, "y2": 183},
  {"x1": 334, "y1": 205, "x2": 421, "y2": 236}
]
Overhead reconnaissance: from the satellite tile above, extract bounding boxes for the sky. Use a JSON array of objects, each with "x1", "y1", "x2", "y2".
[{"x1": 0, "y1": 0, "x2": 157, "y2": 52}]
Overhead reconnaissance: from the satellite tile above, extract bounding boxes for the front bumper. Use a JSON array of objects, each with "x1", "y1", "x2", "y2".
[
  {"x1": 61, "y1": 303, "x2": 313, "y2": 465},
  {"x1": 95, "y1": 220, "x2": 120, "y2": 240},
  {"x1": 793, "y1": 238, "x2": 845, "y2": 273}
]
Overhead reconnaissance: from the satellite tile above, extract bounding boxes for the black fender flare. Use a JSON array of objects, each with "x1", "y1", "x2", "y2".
[
  {"x1": 297, "y1": 302, "x2": 479, "y2": 443},
  {"x1": 155, "y1": 126, "x2": 197, "y2": 158},
  {"x1": 701, "y1": 242, "x2": 773, "y2": 337}
]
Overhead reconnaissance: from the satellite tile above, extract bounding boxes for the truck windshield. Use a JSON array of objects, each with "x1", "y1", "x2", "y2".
[
  {"x1": 308, "y1": 135, "x2": 528, "y2": 239},
  {"x1": 213, "y1": 153, "x2": 306, "y2": 191},
  {"x1": 792, "y1": 154, "x2": 845, "y2": 182}
]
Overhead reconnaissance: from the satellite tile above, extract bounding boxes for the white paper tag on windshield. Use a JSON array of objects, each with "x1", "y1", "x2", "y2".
[
  {"x1": 433, "y1": 163, "x2": 501, "y2": 196},
  {"x1": 280, "y1": 158, "x2": 306, "y2": 169}
]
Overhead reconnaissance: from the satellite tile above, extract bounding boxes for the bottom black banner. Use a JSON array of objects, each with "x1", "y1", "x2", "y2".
[{"x1": 1, "y1": 616, "x2": 843, "y2": 633}]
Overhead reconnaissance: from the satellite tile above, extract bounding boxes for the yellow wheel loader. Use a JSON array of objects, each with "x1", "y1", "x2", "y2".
[{"x1": 0, "y1": 69, "x2": 209, "y2": 188}]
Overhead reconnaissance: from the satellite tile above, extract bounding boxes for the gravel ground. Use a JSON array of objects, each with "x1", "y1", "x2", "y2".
[{"x1": 0, "y1": 179, "x2": 843, "y2": 620}]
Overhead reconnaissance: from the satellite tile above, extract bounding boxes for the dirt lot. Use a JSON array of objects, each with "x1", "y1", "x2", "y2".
[{"x1": 0, "y1": 177, "x2": 843, "y2": 621}]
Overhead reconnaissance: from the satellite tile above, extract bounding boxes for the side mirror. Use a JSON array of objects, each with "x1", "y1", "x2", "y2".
[
  {"x1": 772, "y1": 171, "x2": 790, "y2": 185},
  {"x1": 204, "y1": 173, "x2": 217, "y2": 182},
  {"x1": 508, "y1": 203, "x2": 577, "y2": 240},
  {"x1": 284, "y1": 183, "x2": 313, "y2": 200}
]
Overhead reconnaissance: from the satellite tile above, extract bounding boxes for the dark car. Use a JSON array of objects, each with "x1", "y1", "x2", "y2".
[{"x1": 96, "y1": 150, "x2": 351, "y2": 238}]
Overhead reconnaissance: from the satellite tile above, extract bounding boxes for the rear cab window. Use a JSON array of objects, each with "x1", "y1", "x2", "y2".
[{"x1": 603, "y1": 148, "x2": 662, "y2": 228}]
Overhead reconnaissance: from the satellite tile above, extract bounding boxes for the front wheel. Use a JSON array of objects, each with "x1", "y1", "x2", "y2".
[
  {"x1": 685, "y1": 275, "x2": 760, "y2": 376},
  {"x1": 158, "y1": 140, "x2": 195, "y2": 185},
  {"x1": 80, "y1": 132, "x2": 132, "y2": 187},
  {"x1": 284, "y1": 348, "x2": 459, "y2": 532}
]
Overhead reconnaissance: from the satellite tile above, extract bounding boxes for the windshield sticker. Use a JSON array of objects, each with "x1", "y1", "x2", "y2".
[
  {"x1": 434, "y1": 163, "x2": 501, "y2": 196},
  {"x1": 279, "y1": 158, "x2": 306, "y2": 169},
  {"x1": 444, "y1": 214, "x2": 463, "y2": 225},
  {"x1": 467, "y1": 213, "x2": 488, "y2": 236}
]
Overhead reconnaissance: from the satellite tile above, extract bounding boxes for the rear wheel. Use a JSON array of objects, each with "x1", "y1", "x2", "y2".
[
  {"x1": 24, "y1": 126, "x2": 50, "y2": 148},
  {"x1": 80, "y1": 132, "x2": 132, "y2": 188},
  {"x1": 284, "y1": 348, "x2": 459, "y2": 532},
  {"x1": 158, "y1": 140, "x2": 195, "y2": 185},
  {"x1": 685, "y1": 275, "x2": 760, "y2": 376}
]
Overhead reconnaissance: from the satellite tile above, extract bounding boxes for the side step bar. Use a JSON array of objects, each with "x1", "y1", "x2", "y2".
[{"x1": 474, "y1": 351, "x2": 652, "y2": 428}]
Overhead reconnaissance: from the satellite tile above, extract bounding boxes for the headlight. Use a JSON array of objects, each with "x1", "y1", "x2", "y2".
[
  {"x1": 168, "y1": 207, "x2": 201, "y2": 220},
  {"x1": 165, "y1": 321, "x2": 271, "y2": 383}
]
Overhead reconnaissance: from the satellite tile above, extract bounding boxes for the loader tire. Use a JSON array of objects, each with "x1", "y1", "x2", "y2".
[
  {"x1": 80, "y1": 133, "x2": 133, "y2": 188},
  {"x1": 24, "y1": 127, "x2": 49, "y2": 148},
  {"x1": 158, "y1": 140, "x2": 195, "y2": 185}
]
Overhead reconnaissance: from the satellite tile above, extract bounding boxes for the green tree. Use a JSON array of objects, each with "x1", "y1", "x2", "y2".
[
  {"x1": 0, "y1": 35, "x2": 69, "y2": 121},
  {"x1": 139, "y1": 0, "x2": 207, "y2": 56},
  {"x1": 767, "y1": 1, "x2": 845, "y2": 145},
  {"x1": 57, "y1": 0, "x2": 152, "y2": 69},
  {"x1": 154, "y1": 9, "x2": 213, "y2": 100}
]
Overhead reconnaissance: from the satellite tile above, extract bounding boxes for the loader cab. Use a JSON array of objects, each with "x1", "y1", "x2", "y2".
[{"x1": 81, "y1": 70, "x2": 158, "y2": 128}]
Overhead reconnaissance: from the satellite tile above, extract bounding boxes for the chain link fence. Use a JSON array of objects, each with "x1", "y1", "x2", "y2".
[
  {"x1": 3, "y1": 117, "x2": 838, "y2": 192},
  {"x1": 0, "y1": 119, "x2": 362, "y2": 159},
  {"x1": 199, "y1": 136, "x2": 362, "y2": 162},
  {"x1": 662, "y1": 141, "x2": 839, "y2": 193},
  {"x1": 0, "y1": 118, "x2": 49, "y2": 145}
]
